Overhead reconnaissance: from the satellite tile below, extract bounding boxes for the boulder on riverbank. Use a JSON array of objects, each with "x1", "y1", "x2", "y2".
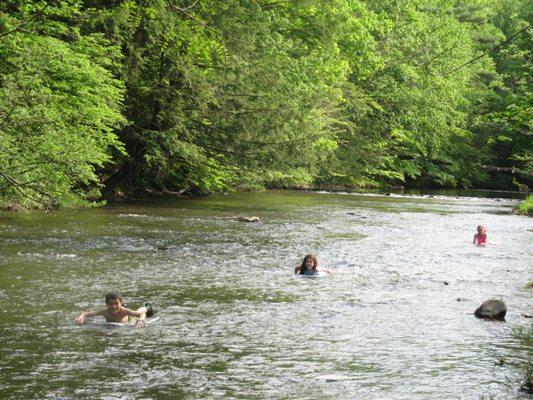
[{"x1": 474, "y1": 299, "x2": 507, "y2": 321}]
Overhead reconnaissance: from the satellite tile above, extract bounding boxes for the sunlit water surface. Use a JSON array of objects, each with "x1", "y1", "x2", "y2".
[{"x1": 0, "y1": 190, "x2": 531, "y2": 399}]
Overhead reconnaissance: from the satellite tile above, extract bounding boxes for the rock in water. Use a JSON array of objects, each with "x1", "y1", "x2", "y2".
[
  {"x1": 156, "y1": 245, "x2": 176, "y2": 251},
  {"x1": 474, "y1": 299, "x2": 507, "y2": 321},
  {"x1": 237, "y1": 216, "x2": 260, "y2": 222}
]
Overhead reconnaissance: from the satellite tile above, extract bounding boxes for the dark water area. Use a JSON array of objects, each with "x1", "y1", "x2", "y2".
[{"x1": 0, "y1": 190, "x2": 531, "y2": 399}]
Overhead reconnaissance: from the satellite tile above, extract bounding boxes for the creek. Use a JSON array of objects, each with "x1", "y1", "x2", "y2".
[{"x1": 0, "y1": 190, "x2": 531, "y2": 399}]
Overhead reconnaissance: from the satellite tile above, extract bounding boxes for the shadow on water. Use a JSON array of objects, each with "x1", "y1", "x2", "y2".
[{"x1": 0, "y1": 190, "x2": 531, "y2": 399}]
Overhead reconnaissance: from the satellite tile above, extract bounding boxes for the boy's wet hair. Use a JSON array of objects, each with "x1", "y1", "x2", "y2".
[{"x1": 105, "y1": 291, "x2": 124, "y2": 305}]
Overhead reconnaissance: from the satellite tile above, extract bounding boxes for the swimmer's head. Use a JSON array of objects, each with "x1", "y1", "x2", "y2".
[
  {"x1": 301, "y1": 254, "x2": 318, "y2": 272},
  {"x1": 105, "y1": 291, "x2": 124, "y2": 311}
]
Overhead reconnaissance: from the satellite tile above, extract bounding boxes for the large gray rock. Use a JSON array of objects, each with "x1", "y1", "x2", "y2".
[{"x1": 474, "y1": 299, "x2": 507, "y2": 321}]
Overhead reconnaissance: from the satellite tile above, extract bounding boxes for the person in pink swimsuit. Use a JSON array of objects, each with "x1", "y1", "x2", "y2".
[{"x1": 473, "y1": 225, "x2": 488, "y2": 246}]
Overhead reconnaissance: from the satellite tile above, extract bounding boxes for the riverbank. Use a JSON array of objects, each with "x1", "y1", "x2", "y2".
[
  {"x1": 514, "y1": 195, "x2": 533, "y2": 216},
  {"x1": 106, "y1": 185, "x2": 531, "y2": 201}
]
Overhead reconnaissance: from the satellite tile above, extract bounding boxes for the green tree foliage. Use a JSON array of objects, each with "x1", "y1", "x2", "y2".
[
  {"x1": 0, "y1": 0, "x2": 530, "y2": 209},
  {"x1": 0, "y1": 1, "x2": 126, "y2": 209},
  {"x1": 470, "y1": 0, "x2": 532, "y2": 190},
  {"x1": 330, "y1": 0, "x2": 496, "y2": 188},
  {"x1": 83, "y1": 0, "x2": 354, "y2": 195}
]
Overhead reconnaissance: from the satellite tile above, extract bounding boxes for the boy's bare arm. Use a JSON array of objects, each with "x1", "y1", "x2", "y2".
[
  {"x1": 75, "y1": 309, "x2": 105, "y2": 324},
  {"x1": 125, "y1": 308, "x2": 146, "y2": 319}
]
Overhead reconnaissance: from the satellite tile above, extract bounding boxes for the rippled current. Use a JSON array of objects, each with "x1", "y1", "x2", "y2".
[{"x1": 1, "y1": 190, "x2": 532, "y2": 399}]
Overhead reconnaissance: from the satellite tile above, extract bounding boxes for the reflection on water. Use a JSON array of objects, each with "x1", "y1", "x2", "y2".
[{"x1": 0, "y1": 190, "x2": 532, "y2": 399}]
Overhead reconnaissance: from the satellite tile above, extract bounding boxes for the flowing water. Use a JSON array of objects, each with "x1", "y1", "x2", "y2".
[{"x1": 0, "y1": 190, "x2": 531, "y2": 400}]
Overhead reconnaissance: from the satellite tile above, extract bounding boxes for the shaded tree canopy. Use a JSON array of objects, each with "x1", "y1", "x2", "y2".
[{"x1": 0, "y1": 0, "x2": 531, "y2": 209}]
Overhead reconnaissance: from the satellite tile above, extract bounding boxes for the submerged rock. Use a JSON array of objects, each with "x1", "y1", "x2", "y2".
[
  {"x1": 237, "y1": 216, "x2": 260, "y2": 223},
  {"x1": 520, "y1": 371, "x2": 533, "y2": 394},
  {"x1": 496, "y1": 356, "x2": 507, "y2": 366},
  {"x1": 156, "y1": 245, "x2": 177, "y2": 251},
  {"x1": 474, "y1": 299, "x2": 507, "y2": 321}
]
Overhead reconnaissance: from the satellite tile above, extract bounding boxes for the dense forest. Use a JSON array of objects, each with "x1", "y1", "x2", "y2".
[{"x1": 0, "y1": 0, "x2": 531, "y2": 210}]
